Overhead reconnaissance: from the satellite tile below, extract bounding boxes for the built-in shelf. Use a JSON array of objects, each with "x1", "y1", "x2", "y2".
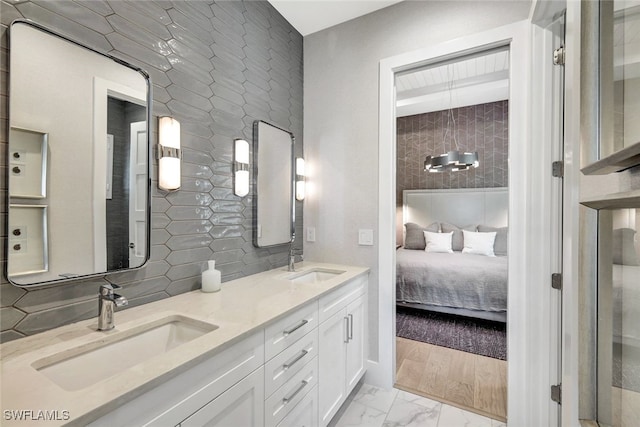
[
  {"x1": 580, "y1": 190, "x2": 640, "y2": 210},
  {"x1": 581, "y1": 141, "x2": 640, "y2": 175}
]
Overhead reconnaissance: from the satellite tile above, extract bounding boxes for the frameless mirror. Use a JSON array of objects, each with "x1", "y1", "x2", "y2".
[
  {"x1": 7, "y1": 20, "x2": 151, "y2": 287},
  {"x1": 253, "y1": 120, "x2": 294, "y2": 247}
]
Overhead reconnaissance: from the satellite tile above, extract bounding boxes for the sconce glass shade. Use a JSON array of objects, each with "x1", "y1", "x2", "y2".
[
  {"x1": 158, "y1": 117, "x2": 181, "y2": 191},
  {"x1": 234, "y1": 139, "x2": 250, "y2": 197},
  {"x1": 295, "y1": 157, "x2": 305, "y2": 201},
  {"x1": 424, "y1": 151, "x2": 479, "y2": 173}
]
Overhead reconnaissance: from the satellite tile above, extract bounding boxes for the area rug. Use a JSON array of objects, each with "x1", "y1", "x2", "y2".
[{"x1": 396, "y1": 306, "x2": 507, "y2": 360}]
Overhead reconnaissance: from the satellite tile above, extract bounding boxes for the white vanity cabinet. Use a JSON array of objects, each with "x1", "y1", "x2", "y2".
[
  {"x1": 179, "y1": 367, "x2": 264, "y2": 427},
  {"x1": 87, "y1": 272, "x2": 367, "y2": 427},
  {"x1": 88, "y1": 331, "x2": 265, "y2": 427},
  {"x1": 318, "y1": 275, "x2": 367, "y2": 426}
]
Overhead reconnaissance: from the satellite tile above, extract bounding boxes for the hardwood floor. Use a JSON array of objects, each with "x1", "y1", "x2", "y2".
[{"x1": 395, "y1": 336, "x2": 508, "y2": 422}]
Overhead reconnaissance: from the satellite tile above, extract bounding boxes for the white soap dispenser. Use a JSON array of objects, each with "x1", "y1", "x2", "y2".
[{"x1": 201, "y1": 260, "x2": 221, "y2": 293}]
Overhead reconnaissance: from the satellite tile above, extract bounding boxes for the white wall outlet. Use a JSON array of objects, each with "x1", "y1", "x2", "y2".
[
  {"x1": 358, "y1": 229, "x2": 374, "y2": 246},
  {"x1": 306, "y1": 227, "x2": 316, "y2": 242}
]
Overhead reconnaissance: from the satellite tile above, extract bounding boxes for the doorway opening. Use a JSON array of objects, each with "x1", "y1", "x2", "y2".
[{"x1": 393, "y1": 47, "x2": 509, "y2": 422}]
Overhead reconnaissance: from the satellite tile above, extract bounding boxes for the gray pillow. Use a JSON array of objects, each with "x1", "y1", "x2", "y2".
[
  {"x1": 478, "y1": 225, "x2": 508, "y2": 256},
  {"x1": 404, "y1": 222, "x2": 440, "y2": 250},
  {"x1": 441, "y1": 223, "x2": 477, "y2": 251},
  {"x1": 612, "y1": 228, "x2": 639, "y2": 266}
]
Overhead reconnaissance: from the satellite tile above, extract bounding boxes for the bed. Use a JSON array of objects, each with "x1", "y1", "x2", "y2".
[{"x1": 396, "y1": 188, "x2": 509, "y2": 322}]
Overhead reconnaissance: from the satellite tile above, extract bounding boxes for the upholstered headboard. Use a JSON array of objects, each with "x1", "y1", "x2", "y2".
[{"x1": 403, "y1": 188, "x2": 509, "y2": 230}]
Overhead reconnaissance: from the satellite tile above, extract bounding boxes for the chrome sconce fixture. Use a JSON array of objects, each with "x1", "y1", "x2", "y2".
[
  {"x1": 295, "y1": 157, "x2": 305, "y2": 201},
  {"x1": 158, "y1": 117, "x2": 181, "y2": 191},
  {"x1": 234, "y1": 138, "x2": 250, "y2": 197}
]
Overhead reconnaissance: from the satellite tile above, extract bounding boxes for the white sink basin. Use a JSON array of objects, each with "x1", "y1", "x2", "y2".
[
  {"x1": 287, "y1": 268, "x2": 345, "y2": 284},
  {"x1": 33, "y1": 315, "x2": 218, "y2": 391}
]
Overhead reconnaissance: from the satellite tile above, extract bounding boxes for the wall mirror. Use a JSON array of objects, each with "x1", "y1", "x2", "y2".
[
  {"x1": 253, "y1": 120, "x2": 294, "y2": 247},
  {"x1": 7, "y1": 20, "x2": 151, "y2": 287}
]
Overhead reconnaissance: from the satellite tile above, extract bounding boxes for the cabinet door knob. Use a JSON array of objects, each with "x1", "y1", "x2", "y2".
[
  {"x1": 13, "y1": 244, "x2": 22, "y2": 251},
  {"x1": 12, "y1": 228, "x2": 22, "y2": 236},
  {"x1": 12, "y1": 166, "x2": 21, "y2": 174}
]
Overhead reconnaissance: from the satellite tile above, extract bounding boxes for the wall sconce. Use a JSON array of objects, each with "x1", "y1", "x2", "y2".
[
  {"x1": 295, "y1": 157, "x2": 305, "y2": 201},
  {"x1": 234, "y1": 139, "x2": 250, "y2": 197},
  {"x1": 158, "y1": 117, "x2": 181, "y2": 191}
]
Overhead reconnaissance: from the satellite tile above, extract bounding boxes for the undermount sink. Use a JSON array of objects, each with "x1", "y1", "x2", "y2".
[
  {"x1": 33, "y1": 315, "x2": 218, "y2": 391},
  {"x1": 286, "y1": 268, "x2": 345, "y2": 284}
]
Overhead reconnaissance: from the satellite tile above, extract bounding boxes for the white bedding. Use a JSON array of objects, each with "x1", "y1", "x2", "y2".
[{"x1": 396, "y1": 248, "x2": 508, "y2": 317}]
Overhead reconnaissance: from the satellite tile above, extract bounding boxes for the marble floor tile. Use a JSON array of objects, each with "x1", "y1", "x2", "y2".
[
  {"x1": 491, "y1": 420, "x2": 507, "y2": 427},
  {"x1": 352, "y1": 384, "x2": 399, "y2": 413},
  {"x1": 333, "y1": 401, "x2": 387, "y2": 427},
  {"x1": 383, "y1": 395, "x2": 441, "y2": 427},
  {"x1": 437, "y1": 404, "x2": 493, "y2": 427},
  {"x1": 395, "y1": 389, "x2": 442, "y2": 409}
]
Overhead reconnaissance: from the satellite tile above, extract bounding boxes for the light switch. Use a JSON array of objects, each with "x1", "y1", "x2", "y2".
[
  {"x1": 358, "y1": 229, "x2": 374, "y2": 246},
  {"x1": 306, "y1": 227, "x2": 316, "y2": 242}
]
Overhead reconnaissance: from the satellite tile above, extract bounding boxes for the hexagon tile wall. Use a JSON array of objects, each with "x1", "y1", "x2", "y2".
[{"x1": 0, "y1": 0, "x2": 304, "y2": 342}]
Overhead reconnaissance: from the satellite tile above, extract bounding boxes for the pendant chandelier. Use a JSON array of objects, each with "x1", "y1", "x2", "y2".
[{"x1": 424, "y1": 65, "x2": 479, "y2": 173}]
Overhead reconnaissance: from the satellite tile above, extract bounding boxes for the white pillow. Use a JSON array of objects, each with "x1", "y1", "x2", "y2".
[
  {"x1": 462, "y1": 230, "x2": 497, "y2": 256},
  {"x1": 423, "y1": 231, "x2": 453, "y2": 253}
]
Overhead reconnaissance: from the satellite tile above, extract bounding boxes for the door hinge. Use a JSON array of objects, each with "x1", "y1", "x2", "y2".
[
  {"x1": 551, "y1": 384, "x2": 562, "y2": 404},
  {"x1": 552, "y1": 273, "x2": 562, "y2": 290},
  {"x1": 552, "y1": 161, "x2": 564, "y2": 178},
  {"x1": 553, "y1": 46, "x2": 565, "y2": 66}
]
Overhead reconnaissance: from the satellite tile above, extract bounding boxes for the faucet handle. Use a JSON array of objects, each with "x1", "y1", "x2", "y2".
[{"x1": 99, "y1": 283, "x2": 122, "y2": 296}]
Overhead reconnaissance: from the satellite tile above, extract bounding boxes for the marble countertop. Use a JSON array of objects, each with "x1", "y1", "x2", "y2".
[{"x1": 0, "y1": 262, "x2": 369, "y2": 426}]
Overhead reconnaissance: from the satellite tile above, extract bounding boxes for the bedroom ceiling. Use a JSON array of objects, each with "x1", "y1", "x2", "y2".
[
  {"x1": 396, "y1": 47, "x2": 510, "y2": 117},
  {"x1": 268, "y1": 0, "x2": 404, "y2": 36}
]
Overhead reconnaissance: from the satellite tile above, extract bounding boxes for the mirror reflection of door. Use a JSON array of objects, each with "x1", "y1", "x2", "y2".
[
  {"x1": 105, "y1": 97, "x2": 146, "y2": 271},
  {"x1": 129, "y1": 121, "x2": 147, "y2": 268}
]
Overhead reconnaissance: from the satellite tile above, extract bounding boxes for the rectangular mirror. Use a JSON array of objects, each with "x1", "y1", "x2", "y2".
[
  {"x1": 253, "y1": 120, "x2": 294, "y2": 247},
  {"x1": 7, "y1": 20, "x2": 151, "y2": 287}
]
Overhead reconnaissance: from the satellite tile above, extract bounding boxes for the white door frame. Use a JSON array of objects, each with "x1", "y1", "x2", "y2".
[{"x1": 375, "y1": 20, "x2": 559, "y2": 426}]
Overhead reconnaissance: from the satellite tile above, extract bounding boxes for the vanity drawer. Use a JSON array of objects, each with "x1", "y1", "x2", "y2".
[
  {"x1": 264, "y1": 356, "x2": 318, "y2": 427},
  {"x1": 265, "y1": 301, "x2": 318, "y2": 360},
  {"x1": 318, "y1": 274, "x2": 367, "y2": 323},
  {"x1": 90, "y1": 331, "x2": 265, "y2": 427},
  {"x1": 265, "y1": 328, "x2": 318, "y2": 397},
  {"x1": 276, "y1": 385, "x2": 318, "y2": 427}
]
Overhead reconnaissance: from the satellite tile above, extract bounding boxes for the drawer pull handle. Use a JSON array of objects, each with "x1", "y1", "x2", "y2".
[
  {"x1": 348, "y1": 313, "x2": 354, "y2": 340},
  {"x1": 283, "y1": 319, "x2": 308, "y2": 336},
  {"x1": 344, "y1": 316, "x2": 349, "y2": 343},
  {"x1": 282, "y1": 380, "x2": 308, "y2": 404},
  {"x1": 283, "y1": 349, "x2": 309, "y2": 370}
]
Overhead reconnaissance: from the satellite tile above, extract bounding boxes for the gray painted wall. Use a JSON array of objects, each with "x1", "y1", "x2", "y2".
[{"x1": 0, "y1": 0, "x2": 303, "y2": 342}]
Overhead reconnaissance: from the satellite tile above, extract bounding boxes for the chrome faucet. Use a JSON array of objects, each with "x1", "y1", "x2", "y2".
[
  {"x1": 98, "y1": 284, "x2": 128, "y2": 331},
  {"x1": 288, "y1": 245, "x2": 303, "y2": 272}
]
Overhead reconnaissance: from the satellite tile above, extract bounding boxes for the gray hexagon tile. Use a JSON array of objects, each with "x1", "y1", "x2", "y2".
[
  {"x1": 180, "y1": 177, "x2": 214, "y2": 193},
  {"x1": 107, "y1": 15, "x2": 172, "y2": 56},
  {"x1": 166, "y1": 263, "x2": 204, "y2": 281},
  {"x1": 0, "y1": 307, "x2": 25, "y2": 331},
  {"x1": 167, "y1": 24, "x2": 214, "y2": 58},
  {"x1": 109, "y1": 1, "x2": 172, "y2": 39},
  {"x1": 167, "y1": 234, "x2": 214, "y2": 251},
  {"x1": 14, "y1": 2, "x2": 112, "y2": 52},
  {"x1": 74, "y1": 0, "x2": 113, "y2": 17},
  {"x1": 166, "y1": 220, "x2": 213, "y2": 236},
  {"x1": 2, "y1": 0, "x2": 303, "y2": 341},
  {"x1": 166, "y1": 247, "x2": 214, "y2": 266},
  {"x1": 166, "y1": 277, "x2": 201, "y2": 296}
]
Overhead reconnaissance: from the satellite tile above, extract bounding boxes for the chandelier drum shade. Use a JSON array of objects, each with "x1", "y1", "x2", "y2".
[{"x1": 424, "y1": 64, "x2": 480, "y2": 173}]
